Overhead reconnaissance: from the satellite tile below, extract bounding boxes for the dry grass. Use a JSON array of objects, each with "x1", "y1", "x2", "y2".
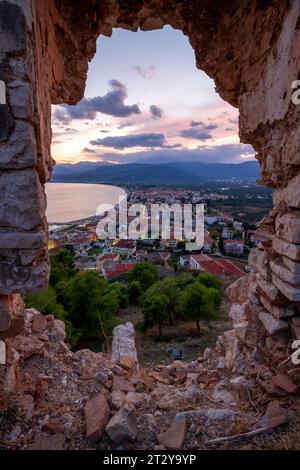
[{"x1": 117, "y1": 300, "x2": 232, "y2": 367}]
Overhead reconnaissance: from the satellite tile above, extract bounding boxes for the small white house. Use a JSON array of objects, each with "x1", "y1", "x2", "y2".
[{"x1": 223, "y1": 239, "x2": 244, "y2": 255}]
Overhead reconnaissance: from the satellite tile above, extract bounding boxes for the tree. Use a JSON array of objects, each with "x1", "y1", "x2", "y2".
[
  {"x1": 26, "y1": 286, "x2": 65, "y2": 319},
  {"x1": 63, "y1": 272, "x2": 115, "y2": 348},
  {"x1": 128, "y1": 280, "x2": 142, "y2": 304},
  {"x1": 129, "y1": 262, "x2": 159, "y2": 290},
  {"x1": 49, "y1": 249, "x2": 77, "y2": 287},
  {"x1": 108, "y1": 282, "x2": 129, "y2": 308},
  {"x1": 175, "y1": 272, "x2": 195, "y2": 289},
  {"x1": 25, "y1": 287, "x2": 75, "y2": 345},
  {"x1": 180, "y1": 282, "x2": 220, "y2": 333},
  {"x1": 197, "y1": 272, "x2": 223, "y2": 292},
  {"x1": 141, "y1": 293, "x2": 169, "y2": 336}
]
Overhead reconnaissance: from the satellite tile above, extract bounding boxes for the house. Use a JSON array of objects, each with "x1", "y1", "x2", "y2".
[
  {"x1": 233, "y1": 221, "x2": 243, "y2": 232},
  {"x1": 223, "y1": 239, "x2": 244, "y2": 255},
  {"x1": 205, "y1": 215, "x2": 218, "y2": 225},
  {"x1": 222, "y1": 227, "x2": 233, "y2": 239},
  {"x1": 74, "y1": 256, "x2": 97, "y2": 273},
  {"x1": 49, "y1": 232, "x2": 68, "y2": 247},
  {"x1": 144, "y1": 252, "x2": 161, "y2": 264},
  {"x1": 203, "y1": 230, "x2": 213, "y2": 252},
  {"x1": 136, "y1": 249, "x2": 148, "y2": 261},
  {"x1": 103, "y1": 262, "x2": 135, "y2": 280},
  {"x1": 248, "y1": 231, "x2": 262, "y2": 246},
  {"x1": 96, "y1": 253, "x2": 119, "y2": 269},
  {"x1": 189, "y1": 254, "x2": 245, "y2": 277},
  {"x1": 179, "y1": 255, "x2": 190, "y2": 267},
  {"x1": 112, "y1": 240, "x2": 136, "y2": 258}
]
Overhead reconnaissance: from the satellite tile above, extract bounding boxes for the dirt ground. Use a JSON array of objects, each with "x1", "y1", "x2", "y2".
[{"x1": 117, "y1": 296, "x2": 232, "y2": 368}]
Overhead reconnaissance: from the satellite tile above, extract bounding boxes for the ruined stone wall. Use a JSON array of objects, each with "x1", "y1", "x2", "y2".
[{"x1": 1, "y1": 0, "x2": 300, "y2": 360}]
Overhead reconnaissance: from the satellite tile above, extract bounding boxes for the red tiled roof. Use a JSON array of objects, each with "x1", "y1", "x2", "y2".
[
  {"x1": 191, "y1": 254, "x2": 244, "y2": 276},
  {"x1": 114, "y1": 240, "x2": 136, "y2": 249},
  {"x1": 99, "y1": 253, "x2": 117, "y2": 261},
  {"x1": 105, "y1": 263, "x2": 135, "y2": 279}
]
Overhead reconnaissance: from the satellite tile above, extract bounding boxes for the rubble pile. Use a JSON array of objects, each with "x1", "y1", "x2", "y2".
[{"x1": 0, "y1": 302, "x2": 299, "y2": 450}]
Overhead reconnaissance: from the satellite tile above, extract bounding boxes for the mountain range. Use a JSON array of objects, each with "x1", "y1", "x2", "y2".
[{"x1": 52, "y1": 160, "x2": 259, "y2": 186}]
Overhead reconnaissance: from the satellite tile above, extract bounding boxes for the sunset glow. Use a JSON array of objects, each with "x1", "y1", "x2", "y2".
[{"x1": 51, "y1": 26, "x2": 254, "y2": 165}]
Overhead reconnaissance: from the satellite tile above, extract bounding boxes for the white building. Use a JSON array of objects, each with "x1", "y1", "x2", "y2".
[{"x1": 223, "y1": 239, "x2": 244, "y2": 255}]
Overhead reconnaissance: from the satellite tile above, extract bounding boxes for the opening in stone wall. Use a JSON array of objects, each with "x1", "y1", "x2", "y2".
[
  {"x1": 23, "y1": 26, "x2": 273, "y2": 360},
  {"x1": 2, "y1": 0, "x2": 300, "y2": 453}
]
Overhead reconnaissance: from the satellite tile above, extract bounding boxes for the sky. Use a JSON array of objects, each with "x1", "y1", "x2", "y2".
[{"x1": 51, "y1": 26, "x2": 254, "y2": 165}]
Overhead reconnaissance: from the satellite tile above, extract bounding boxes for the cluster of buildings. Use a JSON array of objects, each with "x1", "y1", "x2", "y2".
[{"x1": 47, "y1": 187, "x2": 266, "y2": 282}]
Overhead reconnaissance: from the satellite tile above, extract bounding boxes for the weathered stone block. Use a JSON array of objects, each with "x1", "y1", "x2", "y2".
[
  {"x1": 275, "y1": 213, "x2": 300, "y2": 244},
  {"x1": 0, "y1": 121, "x2": 37, "y2": 169},
  {"x1": 248, "y1": 248, "x2": 269, "y2": 278},
  {"x1": 0, "y1": 2, "x2": 26, "y2": 53},
  {"x1": 111, "y1": 322, "x2": 138, "y2": 364},
  {"x1": 0, "y1": 104, "x2": 14, "y2": 141},
  {"x1": 228, "y1": 303, "x2": 247, "y2": 323},
  {"x1": 273, "y1": 236, "x2": 300, "y2": 262},
  {"x1": 0, "y1": 169, "x2": 45, "y2": 230},
  {"x1": 0, "y1": 251, "x2": 49, "y2": 294},
  {"x1": 270, "y1": 259, "x2": 300, "y2": 285},
  {"x1": 256, "y1": 273, "x2": 279, "y2": 301},
  {"x1": 0, "y1": 231, "x2": 46, "y2": 249},
  {"x1": 282, "y1": 256, "x2": 300, "y2": 275},
  {"x1": 0, "y1": 293, "x2": 24, "y2": 335},
  {"x1": 0, "y1": 294, "x2": 12, "y2": 331},
  {"x1": 272, "y1": 274, "x2": 300, "y2": 302},
  {"x1": 226, "y1": 272, "x2": 256, "y2": 304},
  {"x1": 7, "y1": 80, "x2": 33, "y2": 119},
  {"x1": 234, "y1": 321, "x2": 249, "y2": 342},
  {"x1": 260, "y1": 294, "x2": 294, "y2": 319},
  {"x1": 105, "y1": 404, "x2": 137, "y2": 444},
  {"x1": 258, "y1": 311, "x2": 288, "y2": 335},
  {"x1": 273, "y1": 175, "x2": 300, "y2": 209},
  {"x1": 84, "y1": 393, "x2": 110, "y2": 442}
]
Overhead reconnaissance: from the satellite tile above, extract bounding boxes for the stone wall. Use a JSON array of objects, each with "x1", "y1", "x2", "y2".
[{"x1": 1, "y1": 0, "x2": 300, "y2": 362}]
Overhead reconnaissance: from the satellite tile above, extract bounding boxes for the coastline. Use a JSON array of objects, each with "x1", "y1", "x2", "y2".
[{"x1": 46, "y1": 181, "x2": 128, "y2": 226}]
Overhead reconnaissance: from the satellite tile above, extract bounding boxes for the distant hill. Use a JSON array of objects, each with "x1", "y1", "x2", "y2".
[{"x1": 52, "y1": 160, "x2": 260, "y2": 186}]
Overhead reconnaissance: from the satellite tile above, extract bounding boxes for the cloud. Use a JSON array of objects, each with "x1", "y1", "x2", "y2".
[
  {"x1": 86, "y1": 143, "x2": 255, "y2": 165},
  {"x1": 180, "y1": 127, "x2": 213, "y2": 141},
  {"x1": 150, "y1": 105, "x2": 163, "y2": 120},
  {"x1": 90, "y1": 132, "x2": 171, "y2": 150},
  {"x1": 118, "y1": 122, "x2": 134, "y2": 129},
  {"x1": 53, "y1": 80, "x2": 141, "y2": 124},
  {"x1": 179, "y1": 121, "x2": 218, "y2": 140},
  {"x1": 132, "y1": 65, "x2": 156, "y2": 79},
  {"x1": 82, "y1": 147, "x2": 96, "y2": 154},
  {"x1": 190, "y1": 120, "x2": 217, "y2": 130}
]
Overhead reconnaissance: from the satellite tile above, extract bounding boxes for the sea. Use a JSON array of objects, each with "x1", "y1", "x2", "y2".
[{"x1": 45, "y1": 182, "x2": 126, "y2": 223}]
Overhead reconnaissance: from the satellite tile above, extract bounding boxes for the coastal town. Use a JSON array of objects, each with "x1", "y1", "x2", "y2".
[{"x1": 48, "y1": 185, "x2": 271, "y2": 283}]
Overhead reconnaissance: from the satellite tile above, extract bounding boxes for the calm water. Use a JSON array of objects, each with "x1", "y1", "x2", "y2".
[{"x1": 46, "y1": 183, "x2": 126, "y2": 223}]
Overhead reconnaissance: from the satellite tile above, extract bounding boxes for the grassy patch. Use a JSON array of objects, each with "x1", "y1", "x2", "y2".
[{"x1": 117, "y1": 299, "x2": 232, "y2": 367}]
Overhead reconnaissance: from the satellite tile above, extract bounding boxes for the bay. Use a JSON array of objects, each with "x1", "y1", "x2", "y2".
[{"x1": 45, "y1": 182, "x2": 126, "y2": 223}]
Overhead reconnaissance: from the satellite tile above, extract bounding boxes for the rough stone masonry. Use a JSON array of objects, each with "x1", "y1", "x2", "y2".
[{"x1": 1, "y1": 0, "x2": 300, "y2": 369}]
